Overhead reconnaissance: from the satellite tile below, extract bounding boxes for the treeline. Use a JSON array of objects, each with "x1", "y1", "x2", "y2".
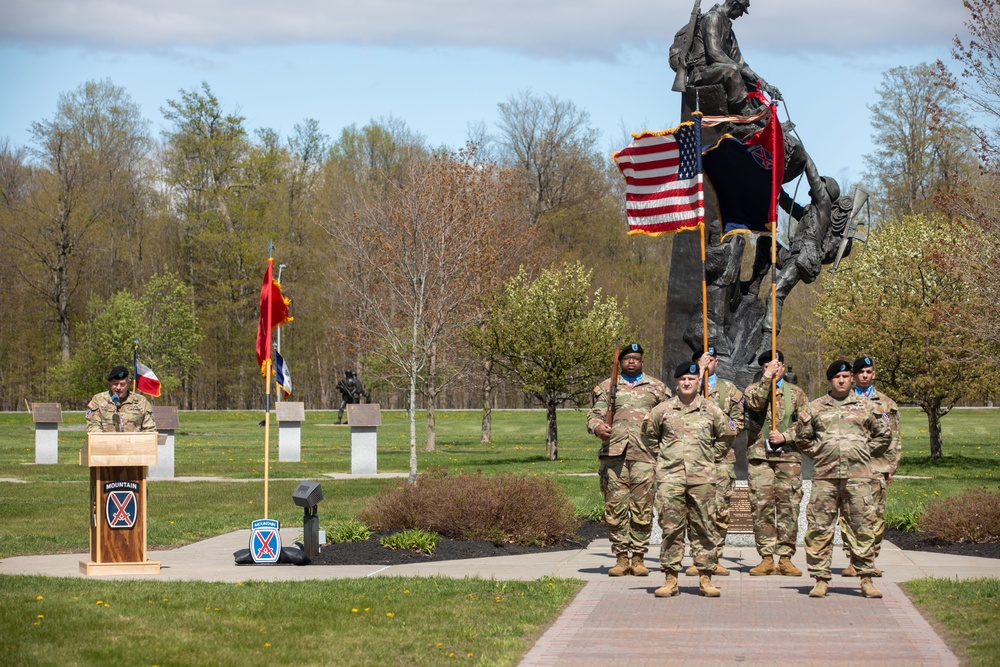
[{"x1": 0, "y1": 83, "x2": 703, "y2": 411}]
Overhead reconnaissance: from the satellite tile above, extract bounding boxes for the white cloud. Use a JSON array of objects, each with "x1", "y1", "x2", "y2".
[{"x1": 0, "y1": 0, "x2": 965, "y2": 58}]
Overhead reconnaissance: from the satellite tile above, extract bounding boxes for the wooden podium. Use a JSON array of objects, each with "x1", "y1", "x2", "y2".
[{"x1": 79, "y1": 432, "x2": 161, "y2": 575}]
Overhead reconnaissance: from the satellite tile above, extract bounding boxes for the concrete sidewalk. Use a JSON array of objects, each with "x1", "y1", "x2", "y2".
[{"x1": 1, "y1": 535, "x2": 997, "y2": 666}]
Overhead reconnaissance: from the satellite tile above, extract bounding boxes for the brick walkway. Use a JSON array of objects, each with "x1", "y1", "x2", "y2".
[{"x1": 520, "y1": 575, "x2": 958, "y2": 666}]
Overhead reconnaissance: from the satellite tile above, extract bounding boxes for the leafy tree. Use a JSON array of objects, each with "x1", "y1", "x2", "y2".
[
  {"x1": 862, "y1": 64, "x2": 976, "y2": 222},
  {"x1": 67, "y1": 273, "x2": 203, "y2": 401},
  {"x1": 473, "y1": 262, "x2": 628, "y2": 460},
  {"x1": 815, "y1": 215, "x2": 998, "y2": 459}
]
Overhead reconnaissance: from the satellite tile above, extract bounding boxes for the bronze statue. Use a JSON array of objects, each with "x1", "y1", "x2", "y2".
[
  {"x1": 670, "y1": 0, "x2": 781, "y2": 116},
  {"x1": 335, "y1": 370, "x2": 369, "y2": 424}
]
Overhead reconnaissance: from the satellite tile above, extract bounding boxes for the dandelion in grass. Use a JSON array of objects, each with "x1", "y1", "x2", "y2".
[
  {"x1": 264, "y1": 643, "x2": 271, "y2": 648},
  {"x1": 436, "y1": 643, "x2": 443, "y2": 647},
  {"x1": 37, "y1": 614, "x2": 44, "y2": 619},
  {"x1": 351, "y1": 608, "x2": 358, "y2": 613},
  {"x1": 96, "y1": 600, "x2": 103, "y2": 605},
  {"x1": 403, "y1": 589, "x2": 410, "y2": 594},
  {"x1": 36, "y1": 595, "x2": 43, "y2": 601},
  {"x1": 386, "y1": 612, "x2": 394, "y2": 618}
]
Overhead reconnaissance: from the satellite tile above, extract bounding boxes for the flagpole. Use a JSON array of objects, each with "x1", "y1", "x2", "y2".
[
  {"x1": 693, "y1": 105, "x2": 710, "y2": 399},
  {"x1": 768, "y1": 104, "x2": 779, "y2": 429},
  {"x1": 263, "y1": 244, "x2": 274, "y2": 519},
  {"x1": 133, "y1": 340, "x2": 139, "y2": 394}
]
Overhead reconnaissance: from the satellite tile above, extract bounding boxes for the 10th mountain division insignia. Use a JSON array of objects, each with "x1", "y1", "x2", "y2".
[
  {"x1": 104, "y1": 480, "x2": 139, "y2": 529},
  {"x1": 250, "y1": 519, "x2": 281, "y2": 563}
]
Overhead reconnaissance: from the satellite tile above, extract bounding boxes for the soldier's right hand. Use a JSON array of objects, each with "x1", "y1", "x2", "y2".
[{"x1": 594, "y1": 422, "x2": 612, "y2": 440}]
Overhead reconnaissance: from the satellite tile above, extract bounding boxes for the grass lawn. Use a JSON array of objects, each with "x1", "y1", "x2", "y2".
[
  {"x1": 902, "y1": 577, "x2": 1000, "y2": 667},
  {"x1": 0, "y1": 574, "x2": 582, "y2": 666}
]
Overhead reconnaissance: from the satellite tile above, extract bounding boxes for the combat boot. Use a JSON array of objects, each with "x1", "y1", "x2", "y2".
[
  {"x1": 685, "y1": 564, "x2": 699, "y2": 576},
  {"x1": 777, "y1": 555, "x2": 802, "y2": 576},
  {"x1": 699, "y1": 574, "x2": 721, "y2": 597},
  {"x1": 841, "y1": 563, "x2": 858, "y2": 577},
  {"x1": 809, "y1": 579, "x2": 829, "y2": 598},
  {"x1": 749, "y1": 556, "x2": 776, "y2": 576},
  {"x1": 631, "y1": 554, "x2": 649, "y2": 577},
  {"x1": 654, "y1": 571, "x2": 679, "y2": 597},
  {"x1": 608, "y1": 553, "x2": 631, "y2": 577},
  {"x1": 860, "y1": 576, "x2": 883, "y2": 599},
  {"x1": 713, "y1": 563, "x2": 730, "y2": 576}
]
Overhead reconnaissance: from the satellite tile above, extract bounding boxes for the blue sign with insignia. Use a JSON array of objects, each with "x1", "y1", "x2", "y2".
[
  {"x1": 104, "y1": 480, "x2": 139, "y2": 529},
  {"x1": 250, "y1": 519, "x2": 281, "y2": 563}
]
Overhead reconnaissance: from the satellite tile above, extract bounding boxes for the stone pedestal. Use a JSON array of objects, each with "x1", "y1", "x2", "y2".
[
  {"x1": 348, "y1": 404, "x2": 381, "y2": 475},
  {"x1": 148, "y1": 406, "x2": 178, "y2": 479},
  {"x1": 32, "y1": 403, "x2": 62, "y2": 464},
  {"x1": 276, "y1": 402, "x2": 305, "y2": 463}
]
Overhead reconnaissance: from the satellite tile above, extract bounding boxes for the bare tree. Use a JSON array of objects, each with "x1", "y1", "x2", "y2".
[{"x1": 327, "y1": 145, "x2": 532, "y2": 480}]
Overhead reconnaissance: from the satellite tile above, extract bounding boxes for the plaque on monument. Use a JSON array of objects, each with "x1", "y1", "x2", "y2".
[
  {"x1": 32, "y1": 403, "x2": 62, "y2": 423},
  {"x1": 151, "y1": 406, "x2": 179, "y2": 430},
  {"x1": 276, "y1": 402, "x2": 306, "y2": 422},
  {"x1": 728, "y1": 483, "x2": 753, "y2": 534},
  {"x1": 347, "y1": 404, "x2": 381, "y2": 427}
]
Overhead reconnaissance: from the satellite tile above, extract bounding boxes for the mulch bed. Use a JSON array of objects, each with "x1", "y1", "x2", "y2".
[
  {"x1": 885, "y1": 528, "x2": 1000, "y2": 560},
  {"x1": 308, "y1": 521, "x2": 999, "y2": 565},
  {"x1": 310, "y1": 520, "x2": 607, "y2": 566}
]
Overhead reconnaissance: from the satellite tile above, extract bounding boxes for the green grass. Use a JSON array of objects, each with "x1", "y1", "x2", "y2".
[
  {"x1": 0, "y1": 574, "x2": 582, "y2": 666},
  {"x1": 1, "y1": 407, "x2": 996, "y2": 555},
  {"x1": 902, "y1": 577, "x2": 1000, "y2": 666}
]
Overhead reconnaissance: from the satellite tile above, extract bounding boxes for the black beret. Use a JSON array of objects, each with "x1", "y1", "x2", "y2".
[
  {"x1": 827, "y1": 360, "x2": 852, "y2": 380},
  {"x1": 674, "y1": 361, "x2": 701, "y2": 378},
  {"x1": 619, "y1": 343, "x2": 643, "y2": 360},
  {"x1": 756, "y1": 350, "x2": 784, "y2": 366},
  {"x1": 107, "y1": 366, "x2": 129, "y2": 381},
  {"x1": 692, "y1": 345, "x2": 717, "y2": 361},
  {"x1": 852, "y1": 356, "x2": 873, "y2": 374}
]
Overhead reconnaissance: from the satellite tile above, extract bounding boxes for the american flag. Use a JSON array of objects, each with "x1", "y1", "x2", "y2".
[{"x1": 613, "y1": 117, "x2": 704, "y2": 235}]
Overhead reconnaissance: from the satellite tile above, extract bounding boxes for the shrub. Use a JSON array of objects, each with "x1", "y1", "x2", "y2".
[
  {"x1": 918, "y1": 487, "x2": 1000, "y2": 543},
  {"x1": 327, "y1": 519, "x2": 372, "y2": 544},
  {"x1": 885, "y1": 506, "x2": 922, "y2": 533},
  {"x1": 359, "y1": 471, "x2": 579, "y2": 546},
  {"x1": 380, "y1": 529, "x2": 439, "y2": 554},
  {"x1": 586, "y1": 503, "x2": 605, "y2": 523}
]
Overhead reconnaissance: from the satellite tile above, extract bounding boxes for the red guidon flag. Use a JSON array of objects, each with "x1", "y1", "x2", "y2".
[
  {"x1": 256, "y1": 258, "x2": 293, "y2": 375},
  {"x1": 613, "y1": 115, "x2": 704, "y2": 235},
  {"x1": 135, "y1": 361, "x2": 161, "y2": 398}
]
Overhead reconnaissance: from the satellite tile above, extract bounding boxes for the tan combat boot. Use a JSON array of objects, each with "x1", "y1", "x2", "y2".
[
  {"x1": 777, "y1": 555, "x2": 802, "y2": 576},
  {"x1": 808, "y1": 579, "x2": 829, "y2": 598},
  {"x1": 841, "y1": 563, "x2": 858, "y2": 577},
  {"x1": 699, "y1": 574, "x2": 721, "y2": 597},
  {"x1": 860, "y1": 576, "x2": 883, "y2": 599},
  {"x1": 713, "y1": 563, "x2": 730, "y2": 576},
  {"x1": 654, "y1": 571, "x2": 679, "y2": 597},
  {"x1": 748, "y1": 556, "x2": 776, "y2": 576},
  {"x1": 684, "y1": 564, "x2": 699, "y2": 576},
  {"x1": 608, "y1": 553, "x2": 631, "y2": 577},
  {"x1": 631, "y1": 554, "x2": 649, "y2": 577}
]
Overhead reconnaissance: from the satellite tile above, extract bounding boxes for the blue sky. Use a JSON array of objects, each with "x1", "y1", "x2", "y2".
[{"x1": 0, "y1": 1, "x2": 968, "y2": 187}]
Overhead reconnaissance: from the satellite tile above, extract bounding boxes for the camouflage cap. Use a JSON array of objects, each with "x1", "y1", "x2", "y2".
[{"x1": 107, "y1": 366, "x2": 129, "y2": 381}]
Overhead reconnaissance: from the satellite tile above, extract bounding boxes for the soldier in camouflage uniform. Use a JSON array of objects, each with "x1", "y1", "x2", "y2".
[
  {"x1": 840, "y1": 355, "x2": 901, "y2": 578},
  {"x1": 587, "y1": 343, "x2": 670, "y2": 577},
  {"x1": 769, "y1": 359, "x2": 892, "y2": 599},
  {"x1": 743, "y1": 350, "x2": 809, "y2": 577},
  {"x1": 645, "y1": 361, "x2": 738, "y2": 598},
  {"x1": 86, "y1": 366, "x2": 156, "y2": 433},
  {"x1": 684, "y1": 345, "x2": 744, "y2": 578}
]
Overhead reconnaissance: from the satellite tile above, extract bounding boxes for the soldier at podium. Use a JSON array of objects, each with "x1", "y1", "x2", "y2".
[{"x1": 86, "y1": 366, "x2": 156, "y2": 433}]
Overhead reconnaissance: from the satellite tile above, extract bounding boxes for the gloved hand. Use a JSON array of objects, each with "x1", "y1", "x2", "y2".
[{"x1": 765, "y1": 439, "x2": 784, "y2": 455}]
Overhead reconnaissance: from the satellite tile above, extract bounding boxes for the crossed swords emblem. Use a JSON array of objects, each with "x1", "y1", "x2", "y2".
[{"x1": 109, "y1": 492, "x2": 134, "y2": 526}]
